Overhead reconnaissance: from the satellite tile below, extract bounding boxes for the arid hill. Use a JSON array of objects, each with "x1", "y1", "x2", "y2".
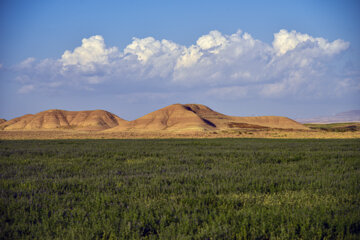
[
  {"x1": 183, "y1": 104, "x2": 308, "y2": 130},
  {"x1": 229, "y1": 116, "x2": 308, "y2": 130},
  {"x1": 109, "y1": 104, "x2": 215, "y2": 132},
  {"x1": 0, "y1": 110, "x2": 127, "y2": 130},
  {"x1": 0, "y1": 119, "x2": 6, "y2": 124},
  {"x1": 0, "y1": 114, "x2": 35, "y2": 130},
  {"x1": 1, "y1": 104, "x2": 308, "y2": 132},
  {"x1": 107, "y1": 103, "x2": 308, "y2": 132}
]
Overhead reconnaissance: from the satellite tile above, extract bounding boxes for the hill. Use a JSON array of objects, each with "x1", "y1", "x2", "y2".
[
  {"x1": 0, "y1": 119, "x2": 6, "y2": 124},
  {"x1": 108, "y1": 103, "x2": 308, "y2": 132},
  {"x1": 109, "y1": 104, "x2": 215, "y2": 132},
  {"x1": 184, "y1": 104, "x2": 308, "y2": 130},
  {"x1": 0, "y1": 110, "x2": 126, "y2": 130},
  {"x1": 230, "y1": 116, "x2": 308, "y2": 129},
  {"x1": 1, "y1": 104, "x2": 308, "y2": 132}
]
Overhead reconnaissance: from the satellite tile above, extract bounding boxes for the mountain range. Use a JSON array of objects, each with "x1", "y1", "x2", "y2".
[{"x1": 0, "y1": 104, "x2": 308, "y2": 131}]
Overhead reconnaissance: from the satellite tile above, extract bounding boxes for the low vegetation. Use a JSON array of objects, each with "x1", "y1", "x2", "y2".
[
  {"x1": 1, "y1": 139, "x2": 359, "y2": 239},
  {"x1": 305, "y1": 122, "x2": 360, "y2": 132}
]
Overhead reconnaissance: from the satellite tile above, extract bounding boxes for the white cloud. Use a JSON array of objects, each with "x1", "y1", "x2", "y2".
[
  {"x1": 175, "y1": 45, "x2": 202, "y2": 68},
  {"x1": 122, "y1": 37, "x2": 184, "y2": 79},
  {"x1": 18, "y1": 57, "x2": 36, "y2": 69},
  {"x1": 124, "y1": 37, "x2": 181, "y2": 63},
  {"x1": 13, "y1": 29, "x2": 354, "y2": 99},
  {"x1": 18, "y1": 84, "x2": 35, "y2": 94},
  {"x1": 172, "y1": 30, "x2": 272, "y2": 85},
  {"x1": 196, "y1": 30, "x2": 227, "y2": 53},
  {"x1": 61, "y1": 35, "x2": 118, "y2": 71},
  {"x1": 124, "y1": 37, "x2": 161, "y2": 62},
  {"x1": 272, "y1": 29, "x2": 349, "y2": 56}
]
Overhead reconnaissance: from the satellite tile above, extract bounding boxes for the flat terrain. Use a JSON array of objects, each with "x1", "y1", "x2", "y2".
[
  {"x1": 1, "y1": 139, "x2": 359, "y2": 239},
  {"x1": 0, "y1": 128, "x2": 359, "y2": 139}
]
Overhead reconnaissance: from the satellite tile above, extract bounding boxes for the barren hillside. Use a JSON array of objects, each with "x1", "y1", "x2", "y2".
[
  {"x1": 183, "y1": 104, "x2": 308, "y2": 130},
  {"x1": 108, "y1": 104, "x2": 215, "y2": 132},
  {"x1": 107, "y1": 103, "x2": 308, "y2": 132},
  {"x1": 0, "y1": 110, "x2": 127, "y2": 130},
  {"x1": 1, "y1": 104, "x2": 308, "y2": 132}
]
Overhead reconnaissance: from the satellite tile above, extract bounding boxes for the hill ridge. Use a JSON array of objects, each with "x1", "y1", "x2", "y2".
[
  {"x1": 0, "y1": 109, "x2": 127, "y2": 130},
  {"x1": 106, "y1": 103, "x2": 308, "y2": 132},
  {"x1": 0, "y1": 119, "x2": 7, "y2": 124},
  {"x1": 1, "y1": 104, "x2": 308, "y2": 131}
]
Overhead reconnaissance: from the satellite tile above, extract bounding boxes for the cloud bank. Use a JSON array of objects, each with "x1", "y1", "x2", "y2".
[{"x1": 12, "y1": 29, "x2": 357, "y2": 99}]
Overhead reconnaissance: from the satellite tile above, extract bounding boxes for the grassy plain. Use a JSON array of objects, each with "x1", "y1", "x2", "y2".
[{"x1": 1, "y1": 139, "x2": 359, "y2": 239}]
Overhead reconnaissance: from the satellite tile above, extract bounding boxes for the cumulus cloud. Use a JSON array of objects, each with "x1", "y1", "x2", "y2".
[
  {"x1": 123, "y1": 37, "x2": 184, "y2": 79},
  {"x1": 12, "y1": 29, "x2": 355, "y2": 99},
  {"x1": 273, "y1": 30, "x2": 349, "y2": 56},
  {"x1": 175, "y1": 45, "x2": 202, "y2": 69},
  {"x1": 124, "y1": 37, "x2": 181, "y2": 62},
  {"x1": 196, "y1": 30, "x2": 227, "y2": 52},
  {"x1": 61, "y1": 35, "x2": 118, "y2": 71},
  {"x1": 172, "y1": 30, "x2": 272, "y2": 85}
]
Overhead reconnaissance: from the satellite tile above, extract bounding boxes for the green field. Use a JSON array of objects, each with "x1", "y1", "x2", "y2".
[{"x1": 1, "y1": 139, "x2": 359, "y2": 239}]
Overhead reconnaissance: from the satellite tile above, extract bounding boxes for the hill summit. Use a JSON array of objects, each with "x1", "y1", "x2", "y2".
[
  {"x1": 0, "y1": 109, "x2": 126, "y2": 130},
  {"x1": 107, "y1": 103, "x2": 308, "y2": 132},
  {"x1": 1, "y1": 104, "x2": 308, "y2": 132},
  {"x1": 109, "y1": 104, "x2": 215, "y2": 132}
]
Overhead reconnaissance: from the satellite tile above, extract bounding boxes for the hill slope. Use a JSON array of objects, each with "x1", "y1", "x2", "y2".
[
  {"x1": 108, "y1": 104, "x2": 308, "y2": 132},
  {"x1": 109, "y1": 104, "x2": 215, "y2": 132},
  {"x1": 0, "y1": 110, "x2": 127, "y2": 130},
  {"x1": 0, "y1": 119, "x2": 7, "y2": 124},
  {"x1": 1, "y1": 104, "x2": 308, "y2": 132},
  {"x1": 183, "y1": 104, "x2": 308, "y2": 130},
  {"x1": 230, "y1": 116, "x2": 308, "y2": 129}
]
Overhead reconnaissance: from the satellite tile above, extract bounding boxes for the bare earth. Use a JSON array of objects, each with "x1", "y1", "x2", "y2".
[
  {"x1": 0, "y1": 109, "x2": 125, "y2": 131},
  {"x1": 1, "y1": 104, "x2": 358, "y2": 139}
]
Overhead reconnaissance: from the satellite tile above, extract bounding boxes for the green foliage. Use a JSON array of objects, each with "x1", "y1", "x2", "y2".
[{"x1": 0, "y1": 139, "x2": 359, "y2": 239}]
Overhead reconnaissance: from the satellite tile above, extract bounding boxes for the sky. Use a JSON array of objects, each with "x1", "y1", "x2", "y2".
[{"x1": 0, "y1": 0, "x2": 359, "y2": 121}]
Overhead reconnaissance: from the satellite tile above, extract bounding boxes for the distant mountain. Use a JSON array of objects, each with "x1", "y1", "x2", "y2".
[
  {"x1": 298, "y1": 110, "x2": 360, "y2": 123},
  {"x1": 335, "y1": 110, "x2": 360, "y2": 119}
]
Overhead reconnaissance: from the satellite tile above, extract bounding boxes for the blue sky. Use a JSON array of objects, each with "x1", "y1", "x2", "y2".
[{"x1": 0, "y1": 0, "x2": 359, "y2": 120}]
